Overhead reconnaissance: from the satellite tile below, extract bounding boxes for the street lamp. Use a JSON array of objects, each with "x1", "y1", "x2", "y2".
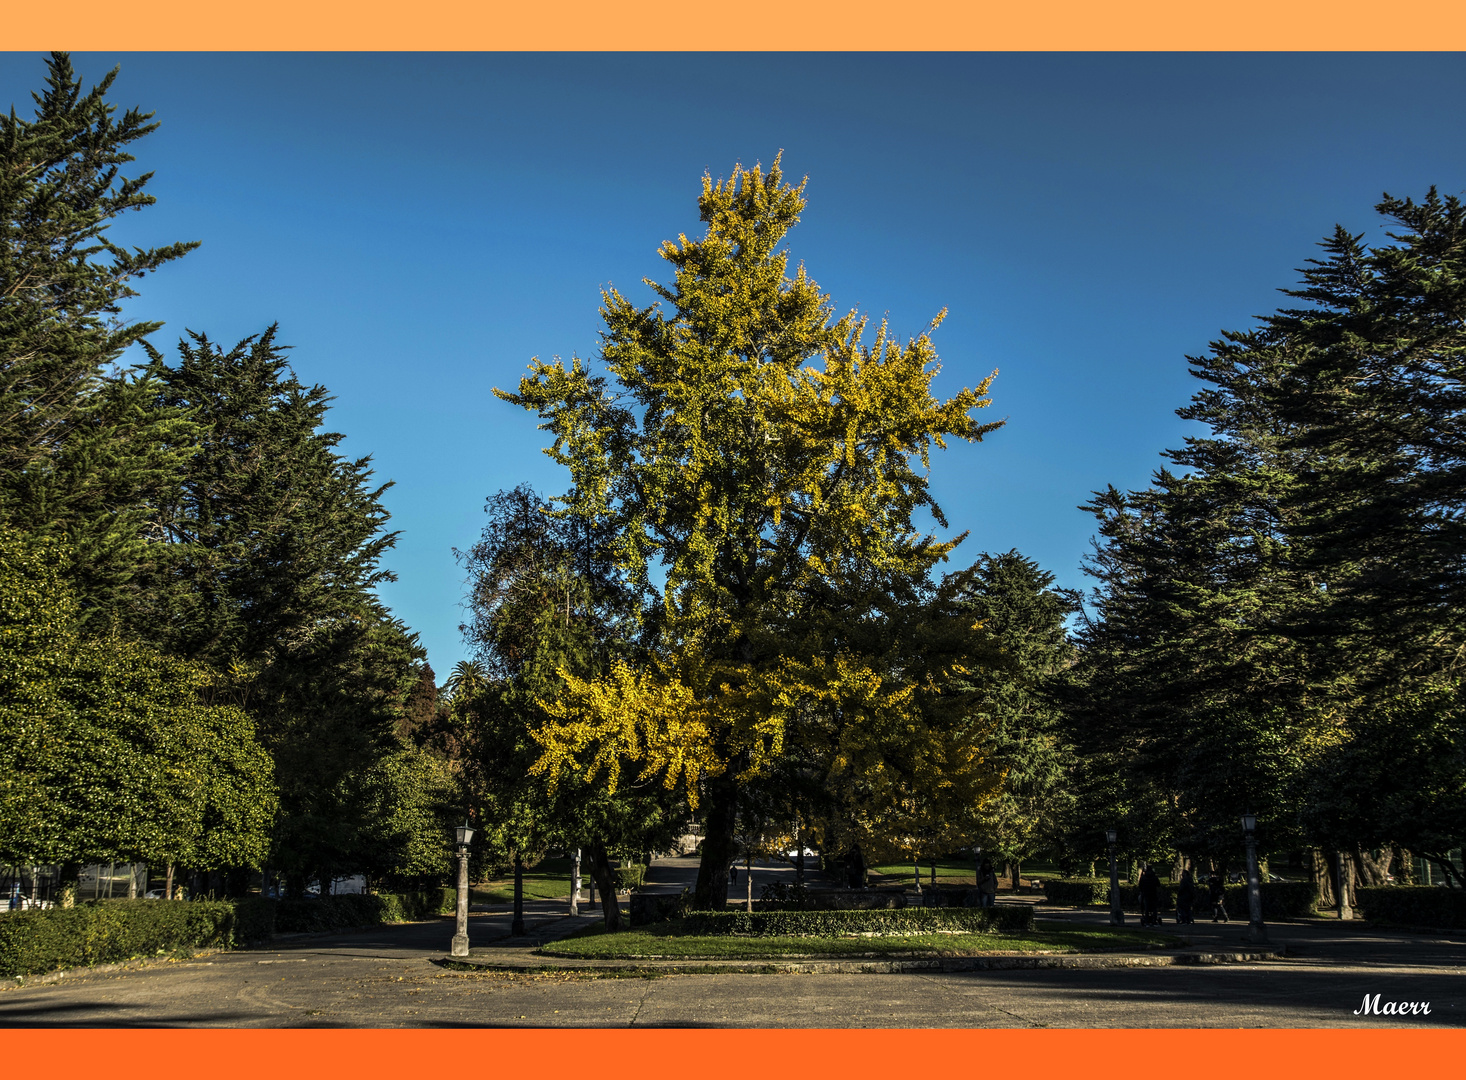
[
  {"x1": 451, "y1": 820, "x2": 476, "y2": 957},
  {"x1": 1240, "y1": 812, "x2": 1269, "y2": 945},
  {"x1": 1106, "y1": 828, "x2": 1123, "y2": 926}
]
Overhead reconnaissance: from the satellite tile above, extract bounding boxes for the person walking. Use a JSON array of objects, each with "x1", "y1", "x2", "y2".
[
  {"x1": 978, "y1": 859, "x2": 998, "y2": 908},
  {"x1": 1207, "y1": 869, "x2": 1228, "y2": 922},
  {"x1": 1138, "y1": 863, "x2": 1161, "y2": 926},
  {"x1": 1176, "y1": 868, "x2": 1196, "y2": 925}
]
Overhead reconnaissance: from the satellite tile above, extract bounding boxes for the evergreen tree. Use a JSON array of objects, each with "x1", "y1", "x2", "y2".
[
  {"x1": 954, "y1": 551, "x2": 1077, "y2": 886},
  {"x1": 138, "y1": 326, "x2": 430, "y2": 893},
  {"x1": 0, "y1": 53, "x2": 197, "y2": 625}
]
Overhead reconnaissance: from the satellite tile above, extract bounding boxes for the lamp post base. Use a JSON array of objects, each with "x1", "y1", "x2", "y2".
[
  {"x1": 1243, "y1": 922, "x2": 1270, "y2": 945},
  {"x1": 450, "y1": 933, "x2": 470, "y2": 957}
]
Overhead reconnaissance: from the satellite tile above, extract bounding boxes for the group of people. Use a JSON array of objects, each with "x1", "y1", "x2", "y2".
[{"x1": 1136, "y1": 863, "x2": 1231, "y2": 924}]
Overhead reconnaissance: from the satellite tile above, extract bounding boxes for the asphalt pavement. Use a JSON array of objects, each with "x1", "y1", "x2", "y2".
[{"x1": 0, "y1": 857, "x2": 1460, "y2": 1028}]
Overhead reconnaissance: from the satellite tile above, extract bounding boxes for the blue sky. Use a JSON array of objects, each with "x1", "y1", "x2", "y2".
[{"x1": 5, "y1": 52, "x2": 1465, "y2": 674}]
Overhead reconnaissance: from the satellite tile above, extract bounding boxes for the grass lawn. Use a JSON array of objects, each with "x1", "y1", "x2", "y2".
[
  {"x1": 541, "y1": 918, "x2": 1173, "y2": 960},
  {"x1": 472, "y1": 857, "x2": 585, "y2": 905},
  {"x1": 866, "y1": 856, "x2": 1070, "y2": 888}
]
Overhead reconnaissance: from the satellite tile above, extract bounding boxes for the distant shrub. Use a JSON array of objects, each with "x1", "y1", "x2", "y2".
[
  {"x1": 1357, "y1": 886, "x2": 1466, "y2": 929},
  {"x1": 1044, "y1": 878, "x2": 1316, "y2": 919},
  {"x1": 273, "y1": 890, "x2": 451, "y2": 933},
  {"x1": 613, "y1": 865, "x2": 646, "y2": 891},
  {"x1": 677, "y1": 906, "x2": 1033, "y2": 937}
]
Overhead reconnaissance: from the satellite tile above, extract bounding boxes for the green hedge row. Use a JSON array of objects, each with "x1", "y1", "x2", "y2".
[
  {"x1": 676, "y1": 905, "x2": 1034, "y2": 937},
  {"x1": 614, "y1": 865, "x2": 646, "y2": 891},
  {"x1": 273, "y1": 890, "x2": 454, "y2": 933},
  {"x1": 1357, "y1": 886, "x2": 1466, "y2": 929},
  {"x1": 0, "y1": 898, "x2": 273, "y2": 978},
  {"x1": 0, "y1": 888, "x2": 458, "y2": 979},
  {"x1": 1043, "y1": 878, "x2": 1318, "y2": 919}
]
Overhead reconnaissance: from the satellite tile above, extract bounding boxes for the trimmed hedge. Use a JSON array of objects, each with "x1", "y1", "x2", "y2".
[
  {"x1": 0, "y1": 898, "x2": 271, "y2": 978},
  {"x1": 614, "y1": 864, "x2": 646, "y2": 891},
  {"x1": 273, "y1": 890, "x2": 454, "y2": 933},
  {"x1": 1044, "y1": 878, "x2": 1112, "y2": 906},
  {"x1": 1043, "y1": 878, "x2": 1317, "y2": 920},
  {"x1": 1357, "y1": 886, "x2": 1466, "y2": 929},
  {"x1": 676, "y1": 905, "x2": 1034, "y2": 937}
]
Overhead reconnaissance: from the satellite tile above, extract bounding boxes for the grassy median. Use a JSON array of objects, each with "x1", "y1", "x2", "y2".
[{"x1": 541, "y1": 918, "x2": 1173, "y2": 960}]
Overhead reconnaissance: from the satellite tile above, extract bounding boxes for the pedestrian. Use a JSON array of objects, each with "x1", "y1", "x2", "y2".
[
  {"x1": 729, "y1": 863, "x2": 738, "y2": 886},
  {"x1": 1207, "y1": 869, "x2": 1228, "y2": 922},
  {"x1": 1138, "y1": 862, "x2": 1161, "y2": 926},
  {"x1": 1176, "y1": 868, "x2": 1196, "y2": 925},
  {"x1": 979, "y1": 858, "x2": 998, "y2": 908},
  {"x1": 7, "y1": 883, "x2": 20, "y2": 911}
]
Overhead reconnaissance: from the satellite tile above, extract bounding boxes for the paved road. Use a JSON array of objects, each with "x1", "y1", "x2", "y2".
[{"x1": 1, "y1": 859, "x2": 1461, "y2": 1028}]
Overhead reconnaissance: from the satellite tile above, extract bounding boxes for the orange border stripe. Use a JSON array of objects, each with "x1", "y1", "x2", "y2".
[{"x1": 7, "y1": 0, "x2": 1466, "y2": 51}]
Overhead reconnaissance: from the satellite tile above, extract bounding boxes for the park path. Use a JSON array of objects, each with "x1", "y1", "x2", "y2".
[{"x1": 1, "y1": 855, "x2": 1460, "y2": 1027}]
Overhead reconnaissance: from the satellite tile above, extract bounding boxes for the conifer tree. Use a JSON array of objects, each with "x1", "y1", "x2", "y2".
[{"x1": 0, "y1": 53, "x2": 197, "y2": 623}]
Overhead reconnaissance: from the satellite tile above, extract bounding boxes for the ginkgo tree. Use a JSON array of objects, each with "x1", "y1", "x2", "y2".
[{"x1": 498, "y1": 155, "x2": 1005, "y2": 906}]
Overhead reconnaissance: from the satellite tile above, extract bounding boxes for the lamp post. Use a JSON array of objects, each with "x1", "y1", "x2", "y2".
[
  {"x1": 1106, "y1": 828, "x2": 1123, "y2": 926},
  {"x1": 450, "y1": 821, "x2": 475, "y2": 958},
  {"x1": 1240, "y1": 812, "x2": 1269, "y2": 945}
]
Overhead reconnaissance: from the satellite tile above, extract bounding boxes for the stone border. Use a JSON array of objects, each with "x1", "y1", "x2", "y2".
[{"x1": 439, "y1": 946, "x2": 1283, "y2": 976}]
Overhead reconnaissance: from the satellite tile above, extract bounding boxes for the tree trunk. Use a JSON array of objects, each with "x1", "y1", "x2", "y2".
[
  {"x1": 1311, "y1": 848, "x2": 1335, "y2": 907},
  {"x1": 693, "y1": 770, "x2": 738, "y2": 908},
  {"x1": 1316, "y1": 850, "x2": 1356, "y2": 914},
  {"x1": 913, "y1": 857, "x2": 922, "y2": 893},
  {"x1": 1011, "y1": 860, "x2": 1022, "y2": 892},
  {"x1": 165, "y1": 863, "x2": 175, "y2": 902},
  {"x1": 511, "y1": 852, "x2": 525, "y2": 936},
  {"x1": 1353, "y1": 845, "x2": 1390, "y2": 887},
  {"x1": 58, "y1": 862, "x2": 80, "y2": 908},
  {"x1": 570, "y1": 848, "x2": 582, "y2": 916},
  {"x1": 1391, "y1": 846, "x2": 1414, "y2": 885},
  {"x1": 795, "y1": 822, "x2": 805, "y2": 887},
  {"x1": 589, "y1": 842, "x2": 621, "y2": 931},
  {"x1": 745, "y1": 851, "x2": 753, "y2": 913}
]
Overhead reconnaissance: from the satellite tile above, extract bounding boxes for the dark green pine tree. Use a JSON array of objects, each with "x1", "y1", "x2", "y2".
[
  {"x1": 952, "y1": 551, "x2": 1077, "y2": 886},
  {"x1": 1261, "y1": 192, "x2": 1466, "y2": 881},
  {"x1": 139, "y1": 326, "x2": 430, "y2": 892},
  {"x1": 137, "y1": 326, "x2": 398, "y2": 666},
  {"x1": 0, "y1": 53, "x2": 198, "y2": 626}
]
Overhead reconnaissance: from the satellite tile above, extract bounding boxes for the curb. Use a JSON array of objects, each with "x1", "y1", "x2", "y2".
[
  {"x1": 4, "y1": 948, "x2": 224, "y2": 991},
  {"x1": 438, "y1": 947, "x2": 1284, "y2": 976}
]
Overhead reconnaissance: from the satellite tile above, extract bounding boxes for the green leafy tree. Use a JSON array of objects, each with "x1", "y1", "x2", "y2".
[{"x1": 0, "y1": 528, "x2": 275, "y2": 881}]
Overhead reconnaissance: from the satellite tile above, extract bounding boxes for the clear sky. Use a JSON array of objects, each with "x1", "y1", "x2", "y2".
[{"x1": 5, "y1": 52, "x2": 1465, "y2": 674}]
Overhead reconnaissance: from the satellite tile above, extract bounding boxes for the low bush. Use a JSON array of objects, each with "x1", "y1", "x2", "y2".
[
  {"x1": 1044, "y1": 879, "x2": 1111, "y2": 906},
  {"x1": 676, "y1": 905, "x2": 1034, "y2": 937},
  {"x1": 629, "y1": 890, "x2": 690, "y2": 926},
  {"x1": 1043, "y1": 878, "x2": 1317, "y2": 920},
  {"x1": 0, "y1": 899, "x2": 263, "y2": 978},
  {"x1": 1357, "y1": 886, "x2": 1466, "y2": 929},
  {"x1": 614, "y1": 865, "x2": 646, "y2": 891},
  {"x1": 273, "y1": 890, "x2": 451, "y2": 934}
]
